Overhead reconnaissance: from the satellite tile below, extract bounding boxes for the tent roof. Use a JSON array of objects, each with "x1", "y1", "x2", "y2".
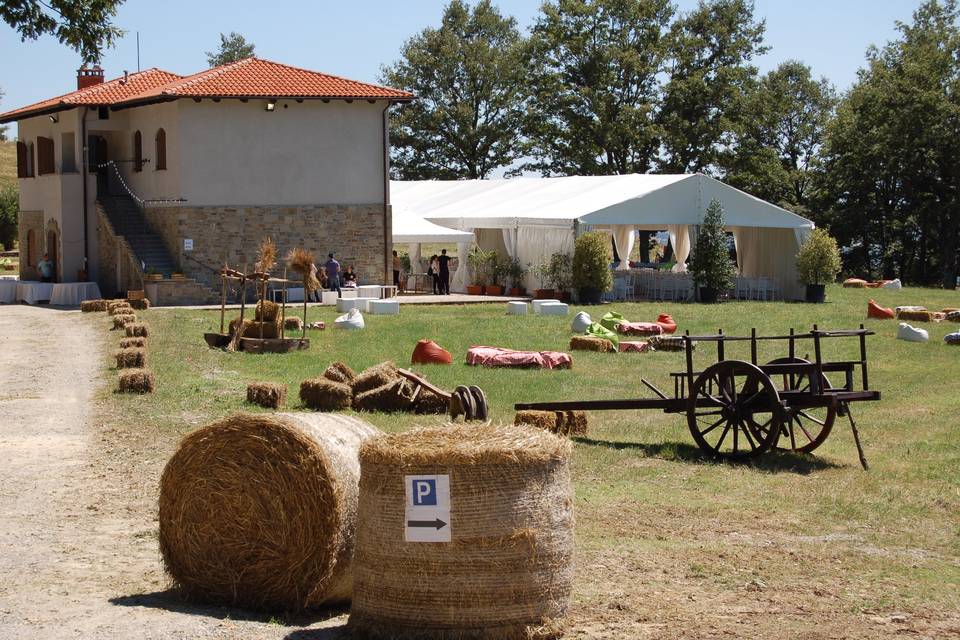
[
  {"x1": 392, "y1": 207, "x2": 475, "y2": 244},
  {"x1": 390, "y1": 174, "x2": 814, "y2": 231}
]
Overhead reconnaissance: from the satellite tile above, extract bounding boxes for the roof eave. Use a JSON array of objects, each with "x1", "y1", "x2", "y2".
[
  {"x1": 112, "y1": 94, "x2": 414, "y2": 111},
  {"x1": 0, "y1": 103, "x2": 79, "y2": 125}
]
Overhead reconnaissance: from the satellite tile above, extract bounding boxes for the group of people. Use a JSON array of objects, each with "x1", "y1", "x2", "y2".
[
  {"x1": 428, "y1": 249, "x2": 451, "y2": 295},
  {"x1": 308, "y1": 253, "x2": 357, "y2": 302}
]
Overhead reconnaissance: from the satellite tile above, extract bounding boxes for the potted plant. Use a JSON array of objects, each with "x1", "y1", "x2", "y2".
[
  {"x1": 796, "y1": 228, "x2": 842, "y2": 303},
  {"x1": 571, "y1": 233, "x2": 612, "y2": 305},
  {"x1": 507, "y1": 258, "x2": 526, "y2": 296},
  {"x1": 485, "y1": 252, "x2": 505, "y2": 296},
  {"x1": 144, "y1": 267, "x2": 164, "y2": 282},
  {"x1": 688, "y1": 199, "x2": 735, "y2": 303},
  {"x1": 531, "y1": 259, "x2": 553, "y2": 299},
  {"x1": 171, "y1": 271, "x2": 187, "y2": 280},
  {"x1": 466, "y1": 247, "x2": 490, "y2": 295}
]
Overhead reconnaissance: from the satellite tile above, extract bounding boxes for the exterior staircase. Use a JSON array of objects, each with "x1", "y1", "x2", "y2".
[{"x1": 98, "y1": 194, "x2": 177, "y2": 276}]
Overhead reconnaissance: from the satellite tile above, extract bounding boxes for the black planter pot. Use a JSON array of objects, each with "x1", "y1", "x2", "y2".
[
  {"x1": 698, "y1": 286, "x2": 719, "y2": 303},
  {"x1": 578, "y1": 286, "x2": 603, "y2": 305},
  {"x1": 805, "y1": 284, "x2": 826, "y2": 303}
]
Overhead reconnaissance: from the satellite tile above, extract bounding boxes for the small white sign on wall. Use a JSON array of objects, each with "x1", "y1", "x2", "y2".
[
  {"x1": 183, "y1": 238, "x2": 193, "y2": 251},
  {"x1": 404, "y1": 474, "x2": 451, "y2": 543}
]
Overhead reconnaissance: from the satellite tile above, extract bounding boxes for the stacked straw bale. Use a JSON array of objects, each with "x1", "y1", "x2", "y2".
[
  {"x1": 247, "y1": 382, "x2": 287, "y2": 409},
  {"x1": 351, "y1": 362, "x2": 399, "y2": 395},
  {"x1": 323, "y1": 361, "x2": 356, "y2": 385},
  {"x1": 107, "y1": 300, "x2": 132, "y2": 314},
  {"x1": 515, "y1": 410, "x2": 588, "y2": 437},
  {"x1": 112, "y1": 313, "x2": 137, "y2": 329},
  {"x1": 570, "y1": 336, "x2": 616, "y2": 353},
  {"x1": 350, "y1": 423, "x2": 574, "y2": 639},
  {"x1": 158, "y1": 413, "x2": 380, "y2": 611},
  {"x1": 117, "y1": 368, "x2": 156, "y2": 393},
  {"x1": 300, "y1": 378, "x2": 353, "y2": 411},
  {"x1": 414, "y1": 388, "x2": 449, "y2": 415},
  {"x1": 353, "y1": 378, "x2": 415, "y2": 413},
  {"x1": 81, "y1": 299, "x2": 108, "y2": 312},
  {"x1": 125, "y1": 322, "x2": 150, "y2": 338},
  {"x1": 120, "y1": 337, "x2": 147, "y2": 349},
  {"x1": 115, "y1": 347, "x2": 147, "y2": 369},
  {"x1": 129, "y1": 298, "x2": 151, "y2": 311}
]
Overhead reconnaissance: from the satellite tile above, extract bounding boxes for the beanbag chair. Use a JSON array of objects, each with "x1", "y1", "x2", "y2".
[
  {"x1": 619, "y1": 341, "x2": 651, "y2": 353},
  {"x1": 656, "y1": 313, "x2": 677, "y2": 334},
  {"x1": 334, "y1": 307, "x2": 365, "y2": 330},
  {"x1": 617, "y1": 321, "x2": 663, "y2": 337},
  {"x1": 947, "y1": 311, "x2": 960, "y2": 322},
  {"x1": 867, "y1": 300, "x2": 895, "y2": 320},
  {"x1": 571, "y1": 311, "x2": 592, "y2": 333},
  {"x1": 586, "y1": 322, "x2": 620, "y2": 349},
  {"x1": 466, "y1": 346, "x2": 572, "y2": 369},
  {"x1": 897, "y1": 322, "x2": 928, "y2": 342},
  {"x1": 649, "y1": 335, "x2": 692, "y2": 352},
  {"x1": 945, "y1": 332, "x2": 960, "y2": 345},
  {"x1": 599, "y1": 311, "x2": 626, "y2": 332},
  {"x1": 411, "y1": 339, "x2": 453, "y2": 365},
  {"x1": 881, "y1": 278, "x2": 902, "y2": 289},
  {"x1": 843, "y1": 278, "x2": 868, "y2": 288}
]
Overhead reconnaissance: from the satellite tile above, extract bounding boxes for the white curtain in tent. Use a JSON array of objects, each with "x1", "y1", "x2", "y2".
[
  {"x1": 450, "y1": 240, "x2": 472, "y2": 293},
  {"x1": 502, "y1": 228, "x2": 519, "y2": 259},
  {"x1": 666, "y1": 225, "x2": 692, "y2": 272},
  {"x1": 612, "y1": 225, "x2": 635, "y2": 270},
  {"x1": 516, "y1": 227, "x2": 575, "y2": 291},
  {"x1": 407, "y1": 243, "x2": 422, "y2": 272},
  {"x1": 731, "y1": 227, "x2": 805, "y2": 300}
]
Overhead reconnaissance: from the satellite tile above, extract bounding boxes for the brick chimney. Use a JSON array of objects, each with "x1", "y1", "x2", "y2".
[{"x1": 77, "y1": 65, "x2": 105, "y2": 90}]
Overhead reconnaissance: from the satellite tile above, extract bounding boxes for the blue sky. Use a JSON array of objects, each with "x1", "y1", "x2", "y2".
[{"x1": 0, "y1": 0, "x2": 924, "y2": 112}]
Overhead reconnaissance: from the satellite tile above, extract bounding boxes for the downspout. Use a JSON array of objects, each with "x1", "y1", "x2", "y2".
[
  {"x1": 381, "y1": 101, "x2": 392, "y2": 284},
  {"x1": 80, "y1": 107, "x2": 90, "y2": 279}
]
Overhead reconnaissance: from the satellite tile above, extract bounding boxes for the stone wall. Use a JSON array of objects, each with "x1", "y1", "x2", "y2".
[
  {"x1": 144, "y1": 279, "x2": 219, "y2": 306},
  {"x1": 142, "y1": 203, "x2": 389, "y2": 292},
  {"x1": 96, "y1": 205, "x2": 145, "y2": 298},
  {"x1": 17, "y1": 211, "x2": 44, "y2": 281}
]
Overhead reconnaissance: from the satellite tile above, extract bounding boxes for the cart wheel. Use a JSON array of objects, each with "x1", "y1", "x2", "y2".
[
  {"x1": 468, "y1": 385, "x2": 489, "y2": 421},
  {"x1": 745, "y1": 357, "x2": 836, "y2": 454},
  {"x1": 687, "y1": 360, "x2": 782, "y2": 460},
  {"x1": 453, "y1": 385, "x2": 477, "y2": 421}
]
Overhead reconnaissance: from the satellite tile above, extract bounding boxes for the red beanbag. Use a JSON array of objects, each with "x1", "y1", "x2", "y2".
[
  {"x1": 656, "y1": 314, "x2": 677, "y2": 334},
  {"x1": 867, "y1": 300, "x2": 895, "y2": 320},
  {"x1": 411, "y1": 339, "x2": 453, "y2": 365}
]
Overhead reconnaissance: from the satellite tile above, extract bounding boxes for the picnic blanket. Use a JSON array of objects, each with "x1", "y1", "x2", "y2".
[
  {"x1": 466, "y1": 346, "x2": 572, "y2": 369},
  {"x1": 617, "y1": 321, "x2": 663, "y2": 336}
]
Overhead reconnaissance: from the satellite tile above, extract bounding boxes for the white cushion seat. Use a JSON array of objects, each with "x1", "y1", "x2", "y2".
[
  {"x1": 321, "y1": 290, "x2": 339, "y2": 305},
  {"x1": 539, "y1": 302, "x2": 569, "y2": 316},
  {"x1": 370, "y1": 299, "x2": 400, "y2": 315},
  {"x1": 532, "y1": 299, "x2": 561, "y2": 314},
  {"x1": 340, "y1": 289, "x2": 358, "y2": 299},
  {"x1": 336, "y1": 297, "x2": 363, "y2": 312},
  {"x1": 897, "y1": 322, "x2": 928, "y2": 342},
  {"x1": 506, "y1": 301, "x2": 528, "y2": 316}
]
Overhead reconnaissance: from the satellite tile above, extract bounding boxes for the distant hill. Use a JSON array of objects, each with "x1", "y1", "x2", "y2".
[{"x1": 0, "y1": 141, "x2": 15, "y2": 189}]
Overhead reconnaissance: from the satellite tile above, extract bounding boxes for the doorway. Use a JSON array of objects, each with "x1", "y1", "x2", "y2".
[
  {"x1": 88, "y1": 135, "x2": 109, "y2": 196},
  {"x1": 46, "y1": 229, "x2": 59, "y2": 282}
]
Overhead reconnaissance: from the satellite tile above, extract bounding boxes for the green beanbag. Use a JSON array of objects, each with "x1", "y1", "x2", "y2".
[
  {"x1": 599, "y1": 311, "x2": 626, "y2": 332},
  {"x1": 586, "y1": 322, "x2": 620, "y2": 349}
]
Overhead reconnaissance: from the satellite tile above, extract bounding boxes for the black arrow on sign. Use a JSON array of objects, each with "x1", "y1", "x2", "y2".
[{"x1": 407, "y1": 518, "x2": 447, "y2": 530}]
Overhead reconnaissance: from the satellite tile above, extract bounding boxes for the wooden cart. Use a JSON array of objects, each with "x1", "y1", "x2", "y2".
[{"x1": 515, "y1": 325, "x2": 880, "y2": 468}]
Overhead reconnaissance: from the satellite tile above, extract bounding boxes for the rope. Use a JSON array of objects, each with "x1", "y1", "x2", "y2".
[{"x1": 98, "y1": 161, "x2": 187, "y2": 205}]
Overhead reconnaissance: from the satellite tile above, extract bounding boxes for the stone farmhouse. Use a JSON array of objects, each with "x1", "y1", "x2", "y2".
[{"x1": 0, "y1": 58, "x2": 413, "y2": 304}]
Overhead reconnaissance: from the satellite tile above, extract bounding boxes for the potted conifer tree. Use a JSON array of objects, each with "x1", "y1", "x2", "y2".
[
  {"x1": 796, "y1": 228, "x2": 842, "y2": 303},
  {"x1": 572, "y1": 232, "x2": 612, "y2": 305},
  {"x1": 688, "y1": 199, "x2": 735, "y2": 303}
]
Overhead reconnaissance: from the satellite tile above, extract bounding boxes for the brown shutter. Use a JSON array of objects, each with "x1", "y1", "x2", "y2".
[
  {"x1": 16, "y1": 141, "x2": 27, "y2": 178},
  {"x1": 155, "y1": 128, "x2": 166, "y2": 170},
  {"x1": 134, "y1": 131, "x2": 143, "y2": 172},
  {"x1": 37, "y1": 137, "x2": 55, "y2": 175}
]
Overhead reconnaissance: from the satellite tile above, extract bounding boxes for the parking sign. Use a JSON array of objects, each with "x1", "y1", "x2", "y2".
[{"x1": 404, "y1": 474, "x2": 451, "y2": 542}]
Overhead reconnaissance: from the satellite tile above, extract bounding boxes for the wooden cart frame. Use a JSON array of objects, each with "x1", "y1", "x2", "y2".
[{"x1": 516, "y1": 325, "x2": 880, "y2": 468}]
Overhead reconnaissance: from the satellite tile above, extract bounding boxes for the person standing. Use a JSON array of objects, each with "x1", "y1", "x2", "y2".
[
  {"x1": 429, "y1": 255, "x2": 440, "y2": 294},
  {"x1": 309, "y1": 260, "x2": 322, "y2": 302},
  {"x1": 37, "y1": 253, "x2": 55, "y2": 283},
  {"x1": 438, "y1": 248, "x2": 451, "y2": 295},
  {"x1": 392, "y1": 250, "x2": 403, "y2": 292},
  {"x1": 325, "y1": 253, "x2": 341, "y2": 297}
]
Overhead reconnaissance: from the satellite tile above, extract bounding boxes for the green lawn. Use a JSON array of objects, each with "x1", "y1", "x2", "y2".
[{"x1": 98, "y1": 285, "x2": 960, "y2": 635}]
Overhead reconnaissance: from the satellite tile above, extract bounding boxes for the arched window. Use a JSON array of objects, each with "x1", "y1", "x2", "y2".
[
  {"x1": 155, "y1": 128, "x2": 167, "y2": 170},
  {"x1": 26, "y1": 229, "x2": 36, "y2": 266},
  {"x1": 133, "y1": 130, "x2": 143, "y2": 172}
]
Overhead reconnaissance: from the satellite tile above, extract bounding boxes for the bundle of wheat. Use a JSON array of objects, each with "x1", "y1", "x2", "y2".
[
  {"x1": 246, "y1": 382, "x2": 287, "y2": 409},
  {"x1": 255, "y1": 237, "x2": 277, "y2": 274},
  {"x1": 413, "y1": 388, "x2": 449, "y2": 415},
  {"x1": 300, "y1": 378, "x2": 353, "y2": 411},
  {"x1": 255, "y1": 300, "x2": 280, "y2": 322},
  {"x1": 514, "y1": 410, "x2": 588, "y2": 437},
  {"x1": 323, "y1": 361, "x2": 356, "y2": 385},
  {"x1": 353, "y1": 378, "x2": 415, "y2": 413},
  {"x1": 351, "y1": 362, "x2": 399, "y2": 395},
  {"x1": 284, "y1": 316, "x2": 304, "y2": 331},
  {"x1": 286, "y1": 247, "x2": 321, "y2": 292}
]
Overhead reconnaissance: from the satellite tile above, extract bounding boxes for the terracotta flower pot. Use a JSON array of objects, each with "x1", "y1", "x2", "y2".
[
  {"x1": 533, "y1": 288, "x2": 555, "y2": 299},
  {"x1": 466, "y1": 285, "x2": 484, "y2": 295},
  {"x1": 508, "y1": 287, "x2": 525, "y2": 297},
  {"x1": 485, "y1": 285, "x2": 504, "y2": 296}
]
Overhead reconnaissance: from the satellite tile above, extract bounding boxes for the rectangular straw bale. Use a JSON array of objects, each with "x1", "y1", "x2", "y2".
[
  {"x1": 514, "y1": 410, "x2": 558, "y2": 431},
  {"x1": 115, "y1": 347, "x2": 147, "y2": 369},
  {"x1": 241, "y1": 320, "x2": 281, "y2": 339},
  {"x1": 284, "y1": 316, "x2": 304, "y2": 331},
  {"x1": 125, "y1": 322, "x2": 150, "y2": 337},
  {"x1": 414, "y1": 388, "x2": 449, "y2": 415},
  {"x1": 107, "y1": 300, "x2": 132, "y2": 313},
  {"x1": 112, "y1": 313, "x2": 137, "y2": 329},
  {"x1": 323, "y1": 361, "x2": 356, "y2": 384},
  {"x1": 351, "y1": 362, "x2": 399, "y2": 395},
  {"x1": 570, "y1": 335, "x2": 616, "y2": 353},
  {"x1": 557, "y1": 411, "x2": 588, "y2": 436},
  {"x1": 896, "y1": 309, "x2": 935, "y2": 322},
  {"x1": 117, "y1": 368, "x2": 156, "y2": 393},
  {"x1": 246, "y1": 382, "x2": 288, "y2": 409},
  {"x1": 120, "y1": 337, "x2": 147, "y2": 349},
  {"x1": 353, "y1": 378, "x2": 415, "y2": 413},
  {"x1": 128, "y1": 298, "x2": 151, "y2": 311},
  {"x1": 109, "y1": 304, "x2": 134, "y2": 316},
  {"x1": 300, "y1": 378, "x2": 353, "y2": 411},
  {"x1": 81, "y1": 299, "x2": 108, "y2": 312}
]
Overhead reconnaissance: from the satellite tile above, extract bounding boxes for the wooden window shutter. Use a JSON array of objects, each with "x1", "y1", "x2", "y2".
[
  {"x1": 37, "y1": 137, "x2": 55, "y2": 175},
  {"x1": 16, "y1": 141, "x2": 28, "y2": 178},
  {"x1": 134, "y1": 131, "x2": 143, "y2": 172},
  {"x1": 155, "y1": 128, "x2": 166, "y2": 170}
]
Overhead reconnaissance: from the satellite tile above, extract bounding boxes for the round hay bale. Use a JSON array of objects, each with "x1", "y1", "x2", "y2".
[
  {"x1": 570, "y1": 335, "x2": 615, "y2": 353},
  {"x1": 413, "y1": 388, "x2": 449, "y2": 415},
  {"x1": 350, "y1": 424, "x2": 574, "y2": 639},
  {"x1": 255, "y1": 299, "x2": 280, "y2": 322},
  {"x1": 246, "y1": 382, "x2": 288, "y2": 409},
  {"x1": 300, "y1": 378, "x2": 353, "y2": 411},
  {"x1": 353, "y1": 378, "x2": 415, "y2": 413},
  {"x1": 81, "y1": 299, "x2": 108, "y2": 312},
  {"x1": 351, "y1": 362, "x2": 399, "y2": 395},
  {"x1": 120, "y1": 337, "x2": 147, "y2": 349},
  {"x1": 158, "y1": 412, "x2": 380, "y2": 612},
  {"x1": 117, "y1": 368, "x2": 156, "y2": 393},
  {"x1": 323, "y1": 361, "x2": 356, "y2": 385},
  {"x1": 112, "y1": 313, "x2": 137, "y2": 329},
  {"x1": 125, "y1": 322, "x2": 150, "y2": 338},
  {"x1": 129, "y1": 298, "x2": 151, "y2": 311},
  {"x1": 284, "y1": 316, "x2": 304, "y2": 332},
  {"x1": 114, "y1": 347, "x2": 147, "y2": 369}
]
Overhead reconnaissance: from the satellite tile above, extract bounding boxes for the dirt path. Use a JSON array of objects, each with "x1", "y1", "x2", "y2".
[{"x1": 0, "y1": 307, "x2": 343, "y2": 639}]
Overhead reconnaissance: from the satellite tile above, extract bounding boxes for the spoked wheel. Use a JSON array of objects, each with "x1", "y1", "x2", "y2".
[
  {"x1": 687, "y1": 360, "x2": 783, "y2": 460},
  {"x1": 744, "y1": 357, "x2": 836, "y2": 454}
]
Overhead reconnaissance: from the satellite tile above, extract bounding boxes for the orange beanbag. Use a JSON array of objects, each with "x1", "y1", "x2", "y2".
[
  {"x1": 867, "y1": 300, "x2": 895, "y2": 320},
  {"x1": 411, "y1": 339, "x2": 453, "y2": 365},
  {"x1": 656, "y1": 314, "x2": 677, "y2": 334},
  {"x1": 843, "y1": 278, "x2": 868, "y2": 288}
]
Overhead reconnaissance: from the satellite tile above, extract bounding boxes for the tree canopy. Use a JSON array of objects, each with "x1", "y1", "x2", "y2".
[
  {"x1": 1, "y1": 0, "x2": 124, "y2": 63},
  {"x1": 205, "y1": 32, "x2": 255, "y2": 67}
]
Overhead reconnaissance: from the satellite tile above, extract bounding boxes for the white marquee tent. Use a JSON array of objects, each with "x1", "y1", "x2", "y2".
[
  {"x1": 391, "y1": 203, "x2": 475, "y2": 291},
  {"x1": 390, "y1": 174, "x2": 815, "y2": 298}
]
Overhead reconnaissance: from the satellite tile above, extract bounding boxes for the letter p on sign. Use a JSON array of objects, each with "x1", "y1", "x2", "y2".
[{"x1": 413, "y1": 479, "x2": 437, "y2": 506}]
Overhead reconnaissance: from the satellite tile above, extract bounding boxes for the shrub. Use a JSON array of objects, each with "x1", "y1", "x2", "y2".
[
  {"x1": 796, "y1": 228, "x2": 842, "y2": 285},
  {"x1": 507, "y1": 258, "x2": 526, "y2": 288},
  {"x1": 572, "y1": 232, "x2": 612, "y2": 293},
  {"x1": 467, "y1": 247, "x2": 493, "y2": 286},
  {"x1": 688, "y1": 199, "x2": 735, "y2": 293},
  {"x1": 0, "y1": 184, "x2": 17, "y2": 251}
]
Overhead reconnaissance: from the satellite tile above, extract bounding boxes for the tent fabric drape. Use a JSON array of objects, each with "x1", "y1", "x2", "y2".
[
  {"x1": 450, "y1": 240, "x2": 472, "y2": 293},
  {"x1": 407, "y1": 243, "x2": 422, "y2": 272},
  {"x1": 515, "y1": 228, "x2": 575, "y2": 291},
  {"x1": 502, "y1": 228, "x2": 519, "y2": 259},
  {"x1": 666, "y1": 225, "x2": 691, "y2": 272},
  {"x1": 612, "y1": 225, "x2": 635, "y2": 271},
  {"x1": 730, "y1": 226, "x2": 805, "y2": 300}
]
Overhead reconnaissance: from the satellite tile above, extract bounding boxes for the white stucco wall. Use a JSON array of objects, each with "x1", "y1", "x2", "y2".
[
  {"x1": 123, "y1": 101, "x2": 182, "y2": 201},
  {"x1": 177, "y1": 98, "x2": 387, "y2": 206}
]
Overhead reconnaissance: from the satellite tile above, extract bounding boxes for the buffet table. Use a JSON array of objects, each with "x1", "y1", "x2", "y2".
[
  {"x1": 49, "y1": 282, "x2": 103, "y2": 306},
  {"x1": 16, "y1": 281, "x2": 54, "y2": 304}
]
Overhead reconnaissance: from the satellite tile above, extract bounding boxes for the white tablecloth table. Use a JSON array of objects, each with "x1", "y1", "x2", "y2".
[
  {"x1": 49, "y1": 282, "x2": 103, "y2": 306},
  {"x1": 16, "y1": 282, "x2": 54, "y2": 304},
  {"x1": 0, "y1": 280, "x2": 17, "y2": 303}
]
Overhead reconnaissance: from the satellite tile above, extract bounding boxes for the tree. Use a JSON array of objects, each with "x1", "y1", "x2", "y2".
[
  {"x1": 657, "y1": 0, "x2": 767, "y2": 174},
  {"x1": 723, "y1": 61, "x2": 835, "y2": 211},
  {"x1": 1, "y1": 0, "x2": 123, "y2": 63},
  {"x1": 205, "y1": 32, "x2": 255, "y2": 67},
  {"x1": 381, "y1": 0, "x2": 527, "y2": 179},
  {"x1": 688, "y1": 198, "x2": 735, "y2": 297},
  {"x1": 521, "y1": 0, "x2": 674, "y2": 176},
  {"x1": 0, "y1": 184, "x2": 17, "y2": 250}
]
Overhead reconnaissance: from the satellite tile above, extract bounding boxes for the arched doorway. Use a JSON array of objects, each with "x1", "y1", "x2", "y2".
[
  {"x1": 89, "y1": 135, "x2": 109, "y2": 196},
  {"x1": 46, "y1": 220, "x2": 60, "y2": 282}
]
